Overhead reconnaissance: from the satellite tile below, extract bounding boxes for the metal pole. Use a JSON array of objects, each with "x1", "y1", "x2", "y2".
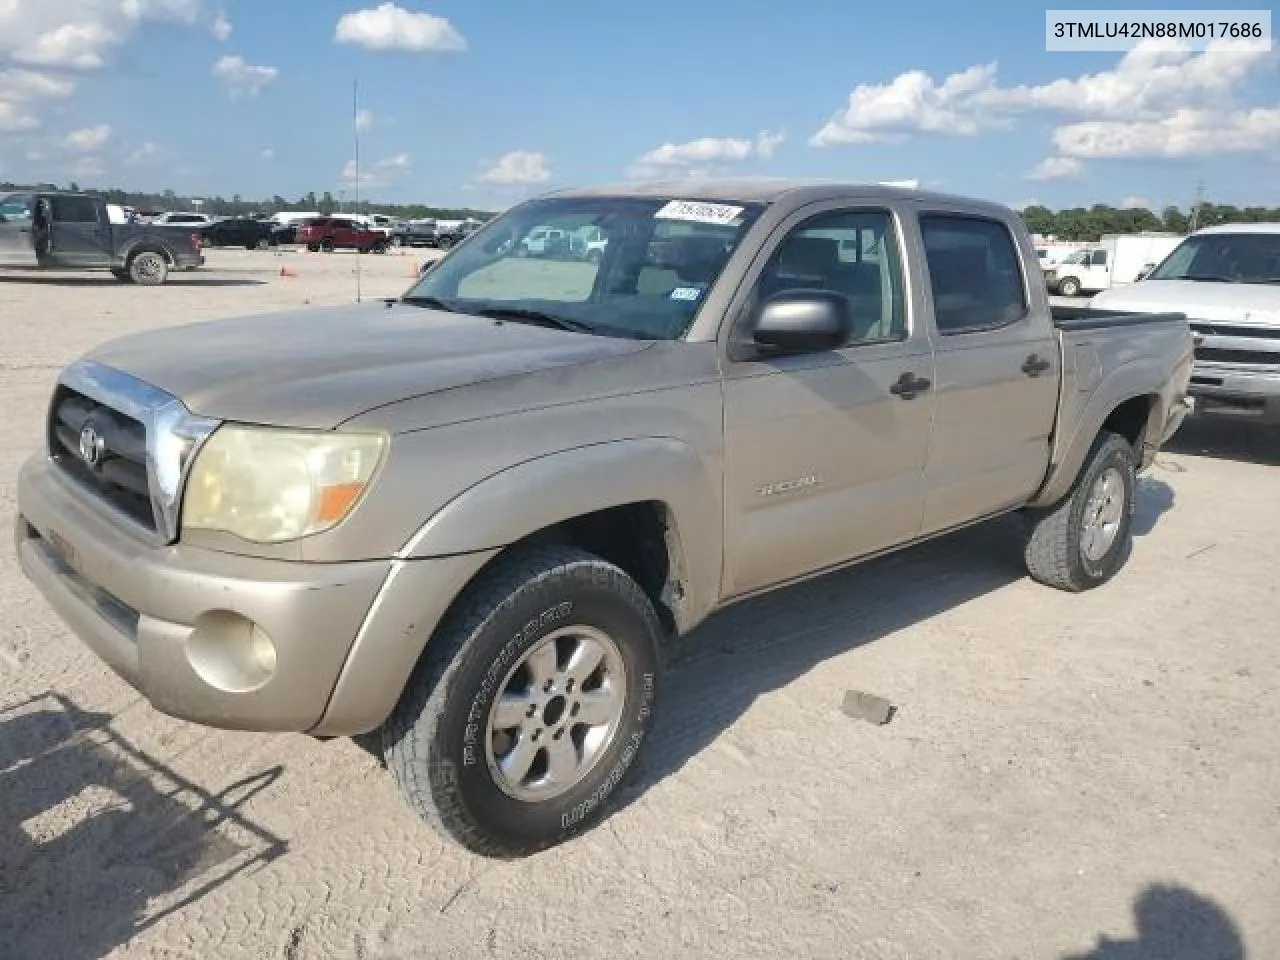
[{"x1": 353, "y1": 78, "x2": 362, "y2": 302}]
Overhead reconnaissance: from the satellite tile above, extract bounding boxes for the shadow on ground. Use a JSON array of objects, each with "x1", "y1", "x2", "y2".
[
  {"x1": 622, "y1": 478, "x2": 1177, "y2": 806},
  {"x1": 0, "y1": 275, "x2": 265, "y2": 287},
  {"x1": 0, "y1": 692, "x2": 286, "y2": 960},
  {"x1": 1064, "y1": 883, "x2": 1245, "y2": 959},
  {"x1": 1165, "y1": 417, "x2": 1280, "y2": 466}
]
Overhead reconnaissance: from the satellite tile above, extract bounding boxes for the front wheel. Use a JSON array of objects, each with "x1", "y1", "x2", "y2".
[
  {"x1": 382, "y1": 545, "x2": 661, "y2": 858},
  {"x1": 254, "y1": 238, "x2": 270, "y2": 250},
  {"x1": 128, "y1": 251, "x2": 169, "y2": 285},
  {"x1": 1057, "y1": 276, "x2": 1082, "y2": 297},
  {"x1": 1023, "y1": 430, "x2": 1136, "y2": 591}
]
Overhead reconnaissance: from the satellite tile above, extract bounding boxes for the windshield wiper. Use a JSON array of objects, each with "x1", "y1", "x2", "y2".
[
  {"x1": 400, "y1": 294, "x2": 459, "y2": 311},
  {"x1": 474, "y1": 306, "x2": 596, "y2": 334}
]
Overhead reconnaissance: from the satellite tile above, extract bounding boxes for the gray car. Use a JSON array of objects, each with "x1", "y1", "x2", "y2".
[{"x1": 16, "y1": 181, "x2": 1192, "y2": 856}]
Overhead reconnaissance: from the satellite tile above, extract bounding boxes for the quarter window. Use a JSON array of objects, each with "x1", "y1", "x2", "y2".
[
  {"x1": 754, "y1": 209, "x2": 906, "y2": 345},
  {"x1": 920, "y1": 215, "x2": 1027, "y2": 334}
]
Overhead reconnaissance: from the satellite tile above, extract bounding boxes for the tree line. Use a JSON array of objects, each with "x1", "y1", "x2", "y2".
[
  {"x1": 1019, "y1": 202, "x2": 1280, "y2": 242},
  {"x1": 0, "y1": 181, "x2": 494, "y2": 222}
]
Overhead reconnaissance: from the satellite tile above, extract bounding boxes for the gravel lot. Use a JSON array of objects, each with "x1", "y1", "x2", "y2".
[{"x1": 2, "y1": 250, "x2": 1277, "y2": 960}]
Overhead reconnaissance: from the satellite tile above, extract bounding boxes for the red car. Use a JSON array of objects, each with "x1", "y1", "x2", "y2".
[{"x1": 297, "y1": 217, "x2": 389, "y2": 253}]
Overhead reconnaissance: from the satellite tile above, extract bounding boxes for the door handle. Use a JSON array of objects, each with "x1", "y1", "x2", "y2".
[
  {"x1": 889, "y1": 372, "x2": 932, "y2": 400},
  {"x1": 1021, "y1": 354, "x2": 1052, "y2": 377}
]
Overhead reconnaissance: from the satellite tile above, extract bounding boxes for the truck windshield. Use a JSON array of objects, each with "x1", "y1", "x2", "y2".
[
  {"x1": 403, "y1": 196, "x2": 765, "y2": 340},
  {"x1": 1148, "y1": 233, "x2": 1280, "y2": 284}
]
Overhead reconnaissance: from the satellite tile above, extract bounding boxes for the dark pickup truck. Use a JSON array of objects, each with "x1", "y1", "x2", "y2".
[{"x1": 0, "y1": 191, "x2": 204, "y2": 285}]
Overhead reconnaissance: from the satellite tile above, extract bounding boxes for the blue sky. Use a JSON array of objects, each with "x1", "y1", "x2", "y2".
[{"x1": 1, "y1": 1, "x2": 1278, "y2": 212}]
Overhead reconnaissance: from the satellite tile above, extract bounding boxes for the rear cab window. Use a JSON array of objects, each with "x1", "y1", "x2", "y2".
[{"x1": 919, "y1": 214, "x2": 1027, "y2": 335}]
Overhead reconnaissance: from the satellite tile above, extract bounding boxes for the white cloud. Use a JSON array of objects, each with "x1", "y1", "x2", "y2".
[
  {"x1": 261, "y1": 147, "x2": 274, "y2": 160},
  {"x1": 376, "y1": 152, "x2": 410, "y2": 170},
  {"x1": 126, "y1": 140, "x2": 165, "y2": 164},
  {"x1": 69, "y1": 156, "x2": 105, "y2": 178},
  {"x1": 0, "y1": 67, "x2": 74, "y2": 130},
  {"x1": 212, "y1": 12, "x2": 231, "y2": 41},
  {"x1": 334, "y1": 3, "x2": 466, "y2": 53},
  {"x1": 1053, "y1": 107, "x2": 1280, "y2": 159},
  {"x1": 66, "y1": 123, "x2": 112, "y2": 151},
  {"x1": 0, "y1": 0, "x2": 199, "y2": 70},
  {"x1": 632, "y1": 130, "x2": 787, "y2": 177},
  {"x1": 1120, "y1": 195, "x2": 1151, "y2": 210},
  {"x1": 212, "y1": 55, "x2": 279, "y2": 97},
  {"x1": 811, "y1": 40, "x2": 1273, "y2": 152},
  {"x1": 1027, "y1": 156, "x2": 1083, "y2": 180},
  {"x1": 355, "y1": 108, "x2": 374, "y2": 132},
  {"x1": 0, "y1": 102, "x2": 39, "y2": 132},
  {"x1": 478, "y1": 150, "x2": 551, "y2": 185}
]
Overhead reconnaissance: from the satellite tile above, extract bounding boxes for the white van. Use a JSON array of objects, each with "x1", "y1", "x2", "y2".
[
  {"x1": 1047, "y1": 234, "x2": 1184, "y2": 297},
  {"x1": 1091, "y1": 223, "x2": 1280, "y2": 424}
]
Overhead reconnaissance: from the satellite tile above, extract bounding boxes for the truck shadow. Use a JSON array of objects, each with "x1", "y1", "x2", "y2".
[
  {"x1": 623, "y1": 479, "x2": 1175, "y2": 808},
  {"x1": 1163, "y1": 417, "x2": 1280, "y2": 466},
  {"x1": 1062, "y1": 883, "x2": 1245, "y2": 959},
  {"x1": 0, "y1": 692, "x2": 287, "y2": 960},
  {"x1": 0, "y1": 275, "x2": 266, "y2": 287}
]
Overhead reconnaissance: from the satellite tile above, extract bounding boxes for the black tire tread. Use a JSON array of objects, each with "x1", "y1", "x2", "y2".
[
  {"x1": 382, "y1": 543, "x2": 659, "y2": 858},
  {"x1": 1024, "y1": 430, "x2": 1133, "y2": 592}
]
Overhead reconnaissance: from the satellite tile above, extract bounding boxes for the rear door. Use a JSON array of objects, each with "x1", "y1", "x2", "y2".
[
  {"x1": 0, "y1": 193, "x2": 38, "y2": 267},
  {"x1": 48, "y1": 196, "x2": 113, "y2": 266},
  {"x1": 913, "y1": 209, "x2": 1059, "y2": 535}
]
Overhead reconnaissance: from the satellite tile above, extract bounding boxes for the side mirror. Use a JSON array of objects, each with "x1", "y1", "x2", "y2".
[{"x1": 752, "y1": 290, "x2": 851, "y2": 353}]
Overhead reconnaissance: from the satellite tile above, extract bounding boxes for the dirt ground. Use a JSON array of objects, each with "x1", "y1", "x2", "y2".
[{"x1": 1, "y1": 249, "x2": 1277, "y2": 960}]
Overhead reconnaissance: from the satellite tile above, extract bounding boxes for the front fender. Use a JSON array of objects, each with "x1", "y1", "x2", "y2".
[{"x1": 399, "y1": 437, "x2": 723, "y2": 628}]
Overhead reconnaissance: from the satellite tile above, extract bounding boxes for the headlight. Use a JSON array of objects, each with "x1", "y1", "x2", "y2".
[{"x1": 182, "y1": 425, "x2": 386, "y2": 543}]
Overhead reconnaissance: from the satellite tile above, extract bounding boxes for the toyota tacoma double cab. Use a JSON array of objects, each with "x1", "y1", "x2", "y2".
[
  {"x1": 0, "y1": 191, "x2": 204, "y2": 284},
  {"x1": 16, "y1": 182, "x2": 1192, "y2": 857}
]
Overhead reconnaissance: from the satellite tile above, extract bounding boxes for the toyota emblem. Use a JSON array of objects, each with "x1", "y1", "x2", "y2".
[{"x1": 78, "y1": 423, "x2": 104, "y2": 468}]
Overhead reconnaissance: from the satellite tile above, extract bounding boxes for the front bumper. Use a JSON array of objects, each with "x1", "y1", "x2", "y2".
[
  {"x1": 1189, "y1": 364, "x2": 1280, "y2": 425},
  {"x1": 16, "y1": 454, "x2": 495, "y2": 735}
]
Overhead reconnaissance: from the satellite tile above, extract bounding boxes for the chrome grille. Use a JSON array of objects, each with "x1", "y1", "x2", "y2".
[{"x1": 49, "y1": 385, "x2": 156, "y2": 530}]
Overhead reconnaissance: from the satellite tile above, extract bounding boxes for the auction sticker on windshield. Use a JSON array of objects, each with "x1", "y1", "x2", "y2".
[{"x1": 654, "y1": 200, "x2": 744, "y2": 225}]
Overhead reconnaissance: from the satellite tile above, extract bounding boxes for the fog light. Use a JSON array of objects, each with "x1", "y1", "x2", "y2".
[{"x1": 186, "y1": 611, "x2": 278, "y2": 693}]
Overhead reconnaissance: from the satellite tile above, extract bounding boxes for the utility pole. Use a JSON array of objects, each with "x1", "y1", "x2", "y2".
[{"x1": 1187, "y1": 180, "x2": 1206, "y2": 233}]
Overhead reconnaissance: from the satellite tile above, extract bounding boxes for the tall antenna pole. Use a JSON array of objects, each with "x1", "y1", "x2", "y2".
[
  {"x1": 353, "y1": 78, "x2": 362, "y2": 302},
  {"x1": 1188, "y1": 179, "x2": 1205, "y2": 234}
]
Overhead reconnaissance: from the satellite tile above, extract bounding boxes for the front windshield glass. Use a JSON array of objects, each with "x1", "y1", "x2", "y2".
[
  {"x1": 403, "y1": 196, "x2": 765, "y2": 339},
  {"x1": 1148, "y1": 232, "x2": 1280, "y2": 284}
]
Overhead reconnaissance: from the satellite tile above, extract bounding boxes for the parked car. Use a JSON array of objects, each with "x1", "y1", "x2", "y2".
[
  {"x1": 434, "y1": 219, "x2": 483, "y2": 249},
  {"x1": 0, "y1": 191, "x2": 203, "y2": 284},
  {"x1": 1090, "y1": 222, "x2": 1280, "y2": 424},
  {"x1": 15, "y1": 181, "x2": 1191, "y2": 859},
  {"x1": 519, "y1": 225, "x2": 574, "y2": 258},
  {"x1": 392, "y1": 219, "x2": 439, "y2": 247},
  {"x1": 1045, "y1": 234, "x2": 1184, "y2": 297},
  {"x1": 200, "y1": 217, "x2": 279, "y2": 250},
  {"x1": 149, "y1": 212, "x2": 216, "y2": 229},
  {"x1": 296, "y1": 217, "x2": 389, "y2": 253}
]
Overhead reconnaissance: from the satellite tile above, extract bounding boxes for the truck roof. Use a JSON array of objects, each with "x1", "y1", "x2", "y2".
[
  {"x1": 1193, "y1": 222, "x2": 1280, "y2": 235},
  {"x1": 546, "y1": 178, "x2": 1013, "y2": 215}
]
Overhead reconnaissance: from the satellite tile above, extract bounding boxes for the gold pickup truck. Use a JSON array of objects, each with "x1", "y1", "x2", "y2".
[{"x1": 16, "y1": 181, "x2": 1192, "y2": 856}]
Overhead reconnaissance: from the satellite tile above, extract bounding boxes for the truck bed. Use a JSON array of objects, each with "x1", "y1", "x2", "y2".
[{"x1": 1051, "y1": 305, "x2": 1187, "y2": 331}]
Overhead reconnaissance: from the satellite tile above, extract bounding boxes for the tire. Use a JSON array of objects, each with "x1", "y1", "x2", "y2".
[
  {"x1": 1023, "y1": 430, "x2": 1136, "y2": 592},
  {"x1": 306, "y1": 244, "x2": 320, "y2": 253},
  {"x1": 1057, "y1": 276, "x2": 1081, "y2": 297},
  {"x1": 110, "y1": 268, "x2": 133, "y2": 283},
  {"x1": 382, "y1": 545, "x2": 661, "y2": 858},
  {"x1": 254, "y1": 238, "x2": 270, "y2": 250},
  {"x1": 128, "y1": 250, "x2": 169, "y2": 286},
  {"x1": 321, "y1": 238, "x2": 335, "y2": 253},
  {"x1": 371, "y1": 241, "x2": 388, "y2": 254},
  {"x1": 437, "y1": 236, "x2": 455, "y2": 250}
]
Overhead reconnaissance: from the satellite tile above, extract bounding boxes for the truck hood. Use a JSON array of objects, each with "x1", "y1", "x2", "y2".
[
  {"x1": 1091, "y1": 280, "x2": 1280, "y2": 328},
  {"x1": 87, "y1": 301, "x2": 652, "y2": 429}
]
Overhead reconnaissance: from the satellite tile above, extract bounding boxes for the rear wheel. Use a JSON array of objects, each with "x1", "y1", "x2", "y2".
[
  {"x1": 253, "y1": 237, "x2": 270, "y2": 250},
  {"x1": 1057, "y1": 276, "x2": 1082, "y2": 297},
  {"x1": 321, "y1": 238, "x2": 335, "y2": 253},
  {"x1": 128, "y1": 250, "x2": 169, "y2": 286},
  {"x1": 1024, "y1": 430, "x2": 1136, "y2": 591},
  {"x1": 371, "y1": 241, "x2": 388, "y2": 254},
  {"x1": 382, "y1": 545, "x2": 661, "y2": 858},
  {"x1": 306, "y1": 243, "x2": 320, "y2": 252}
]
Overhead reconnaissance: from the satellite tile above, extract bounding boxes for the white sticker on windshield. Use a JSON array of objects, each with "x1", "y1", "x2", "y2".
[
  {"x1": 670, "y1": 286, "x2": 703, "y2": 301},
  {"x1": 654, "y1": 200, "x2": 744, "y2": 225}
]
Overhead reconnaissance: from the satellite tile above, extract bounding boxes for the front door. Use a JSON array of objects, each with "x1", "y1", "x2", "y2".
[
  {"x1": 914, "y1": 211, "x2": 1059, "y2": 535},
  {"x1": 722, "y1": 204, "x2": 934, "y2": 597},
  {"x1": 47, "y1": 195, "x2": 113, "y2": 267},
  {"x1": 0, "y1": 194, "x2": 38, "y2": 267}
]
